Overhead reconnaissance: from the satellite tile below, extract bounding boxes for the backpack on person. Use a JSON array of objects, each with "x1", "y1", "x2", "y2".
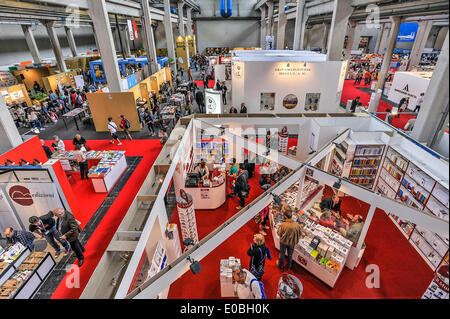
[{"x1": 122, "y1": 119, "x2": 131, "y2": 129}]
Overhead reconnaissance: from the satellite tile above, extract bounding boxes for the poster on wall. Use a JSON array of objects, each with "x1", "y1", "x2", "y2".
[
  {"x1": 205, "y1": 89, "x2": 222, "y2": 114},
  {"x1": 9, "y1": 90, "x2": 24, "y2": 101},
  {"x1": 305, "y1": 93, "x2": 320, "y2": 111},
  {"x1": 5, "y1": 183, "x2": 64, "y2": 229},
  {"x1": 260, "y1": 93, "x2": 275, "y2": 111},
  {"x1": 283, "y1": 94, "x2": 298, "y2": 109},
  {"x1": 75, "y1": 75, "x2": 85, "y2": 90},
  {"x1": 232, "y1": 63, "x2": 243, "y2": 79}
]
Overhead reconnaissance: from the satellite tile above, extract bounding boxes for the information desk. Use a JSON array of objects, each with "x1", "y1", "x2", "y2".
[
  {"x1": 184, "y1": 178, "x2": 226, "y2": 210},
  {"x1": 52, "y1": 150, "x2": 127, "y2": 193}
]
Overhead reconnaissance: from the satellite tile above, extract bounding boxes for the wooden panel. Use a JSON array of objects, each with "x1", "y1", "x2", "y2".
[
  {"x1": 86, "y1": 92, "x2": 141, "y2": 132},
  {"x1": 12, "y1": 67, "x2": 50, "y2": 91},
  {"x1": 43, "y1": 71, "x2": 77, "y2": 93}
]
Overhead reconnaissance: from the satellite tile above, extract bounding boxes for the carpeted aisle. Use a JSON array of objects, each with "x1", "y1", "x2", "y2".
[
  {"x1": 341, "y1": 80, "x2": 415, "y2": 130},
  {"x1": 168, "y1": 175, "x2": 433, "y2": 299},
  {"x1": 48, "y1": 139, "x2": 162, "y2": 299}
]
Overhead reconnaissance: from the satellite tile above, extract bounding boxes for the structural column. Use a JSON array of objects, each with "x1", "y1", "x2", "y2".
[
  {"x1": 322, "y1": 22, "x2": 330, "y2": 54},
  {"x1": 377, "y1": 23, "x2": 391, "y2": 54},
  {"x1": 267, "y1": 1, "x2": 274, "y2": 37},
  {"x1": 327, "y1": 0, "x2": 354, "y2": 61},
  {"x1": 186, "y1": 6, "x2": 193, "y2": 36},
  {"x1": 177, "y1": 1, "x2": 185, "y2": 37},
  {"x1": 164, "y1": 0, "x2": 177, "y2": 73},
  {"x1": 293, "y1": 0, "x2": 305, "y2": 51},
  {"x1": 42, "y1": 20, "x2": 67, "y2": 72},
  {"x1": 276, "y1": 0, "x2": 287, "y2": 50},
  {"x1": 88, "y1": 0, "x2": 123, "y2": 92},
  {"x1": 260, "y1": 5, "x2": 267, "y2": 48},
  {"x1": 373, "y1": 23, "x2": 385, "y2": 54},
  {"x1": 64, "y1": 26, "x2": 78, "y2": 57},
  {"x1": 21, "y1": 25, "x2": 42, "y2": 64},
  {"x1": 345, "y1": 21, "x2": 357, "y2": 59},
  {"x1": 411, "y1": 33, "x2": 449, "y2": 145},
  {"x1": 0, "y1": 95, "x2": 22, "y2": 155},
  {"x1": 120, "y1": 25, "x2": 132, "y2": 57},
  {"x1": 91, "y1": 23, "x2": 100, "y2": 51},
  {"x1": 408, "y1": 20, "x2": 433, "y2": 70},
  {"x1": 370, "y1": 16, "x2": 401, "y2": 111},
  {"x1": 142, "y1": 0, "x2": 159, "y2": 74}
]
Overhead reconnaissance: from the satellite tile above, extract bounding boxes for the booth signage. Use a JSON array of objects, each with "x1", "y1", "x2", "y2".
[
  {"x1": 127, "y1": 20, "x2": 135, "y2": 41},
  {"x1": 9, "y1": 185, "x2": 34, "y2": 206},
  {"x1": 397, "y1": 23, "x2": 419, "y2": 43},
  {"x1": 132, "y1": 20, "x2": 139, "y2": 40},
  {"x1": 275, "y1": 63, "x2": 311, "y2": 76},
  {"x1": 14, "y1": 170, "x2": 52, "y2": 183}
]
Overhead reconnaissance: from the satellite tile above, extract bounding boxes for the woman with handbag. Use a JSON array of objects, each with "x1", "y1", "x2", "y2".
[{"x1": 247, "y1": 234, "x2": 270, "y2": 281}]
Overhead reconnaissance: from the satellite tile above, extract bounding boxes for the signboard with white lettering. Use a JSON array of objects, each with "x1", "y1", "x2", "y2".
[{"x1": 397, "y1": 23, "x2": 419, "y2": 43}]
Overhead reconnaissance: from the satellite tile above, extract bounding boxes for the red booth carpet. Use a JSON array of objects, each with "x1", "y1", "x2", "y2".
[
  {"x1": 48, "y1": 139, "x2": 162, "y2": 299},
  {"x1": 340, "y1": 80, "x2": 415, "y2": 130},
  {"x1": 168, "y1": 175, "x2": 433, "y2": 299}
]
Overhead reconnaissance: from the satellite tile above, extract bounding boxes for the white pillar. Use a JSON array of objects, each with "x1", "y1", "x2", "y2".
[
  {"x1": 373, "y1": 23, "x2": 385, "y2": 54},
  {"x1": 322, "y1": 22, "x2": 330, "y2": 54},
  {"x1": 267, "y1": 1, "x2": 274, "y2": 37},
  {"x1": 91, "y1": 23, "x2": 99, "y2": 51},
  {"x1": 376, "y1": 16, "x2": 401, "y2": 91},
  {"x1": 88, "y1": 0, "x2": 123, "y2": 92},
  {"x1": 327, "y1": 0, "x2": 354, "y2": 61},
  {"x1": 43, "y1": 20, "x2": 67, "y2": 72},
  {"x1": 64, "y1": 26, "x2": 78, "y2": 57},
  {"x1": 260, "y1": 6, "x2": 267, "y2": 48},
  {"x1": 120, "y1": 25, "x2": 132, "y2": 57},
  {"x1": 164, "y1": 0, "x2": 177, "y2": 73},
  {"x1": 408, "y1": 20, "x2": 433, "y2": 70},
  {"x1": 293, "y1": 0, "x2": 306, "y2": 51},
  {"x1": 142, "y1": 0, "x2": 159, "y2": 74},
  {"x1": 299, "y1": 12, "x2": 309, "y2": 50},
  {"x1": 276, "y1": 0, "x2": 287, "y2": 50},
  {"x1": 177, "y1": 1, "x2": 185, "y2": 37},
  {"x1": 371, "y1": 16, "x2": 401, "y2": 109},
  {"x1": 186, "y1": 7, "x2": 193, "y2": 36},
  {"x1": 345, "y1": 21, "x2": 357, "y2": 60},
  {"x1": 356, "y1": 204, "x2": 376, "y2": 250},
  {"x1": 378, "y1": 23, "x2": 391, "y2": 55},
  {"x1": 21, "y1": 25, "x2": 42, "y2": 64},
  {"x1": 411, "y1": 33, "x2": 449, "y2": 145},
  {"x1": 304, "y1": 25, "x2": 311, "y2": 50},
  {"x1": 0, "y1": 95, "x2": 22, "y2": 154}
]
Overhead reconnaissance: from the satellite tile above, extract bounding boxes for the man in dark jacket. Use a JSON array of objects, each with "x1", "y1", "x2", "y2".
[
  {"x1": 29, "y1": 212, "x2": 70, "y2": 258},
  {"x1": 3, "y1": 227, "x2": 35, "y2": 251},
  {"x1": 276, "y1": 209, "x2": 304, "y2": 271},
  {"x1": 320, "y1": 194, "x2": 343, "y2": 218},
  {"x1": 72, "y1": 134, "x2": 87, "y2": 148},
  {"x1": 195, "y1": 90, "x2": 205, "y2": 113},
  {"x1": 53, "y1": 208, "x2": 85, "y2": 266},
  {"x1": 235, "y1": 164, "x2": 249, "y2": 210},
  {"x1": 350, "y1": 97, "x2": 360, "y2": 113},
  {"x1": 240, "y1": 103, "x2": 247, "y2": 114}
]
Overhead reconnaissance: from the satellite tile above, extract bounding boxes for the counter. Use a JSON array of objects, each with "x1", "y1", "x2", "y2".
[{"x1": 184, "y1": 179, "x2": 226, "y2": 210}]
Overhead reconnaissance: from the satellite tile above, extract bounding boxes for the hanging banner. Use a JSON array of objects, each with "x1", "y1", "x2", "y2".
[
  {"x1": 132, "y1": 20, "x2": 139, "y2": 40},
  {"x1": 397, "y1": 23, "x2": 419, "y2": 42},
  {"x1": 175, "y1": 36, "x2": 190, "y2": 71},
  {"x1": 127, "y1": 20, "x2": 135, "y2": 41}
]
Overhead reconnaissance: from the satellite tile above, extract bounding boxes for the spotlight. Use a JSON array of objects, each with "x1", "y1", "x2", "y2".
[
  {"x1": 183, "y1": 238, "x2": 195, "y2": 247},
  {"x1": 187, "y1": 256, "x2": 202, "y2": 275},
  {"x1": 332, "y1": 142, "x2": 345, "y2": 152},
  {"x1": 333, "y1": 178, "x2": 342, "y2": 190}
]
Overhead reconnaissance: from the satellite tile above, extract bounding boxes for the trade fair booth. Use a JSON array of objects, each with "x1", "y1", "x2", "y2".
[
  {"x1": 0, "y1": 84, "x2": 32, "y2": 106},
  {"x1": 231, "y1": 50, "x2": 347, "y2": 114},
  {"x1": 91, "y1": 114, "x2": 447, "y2": 300},
  {"x1": 387, "y1": 71, "x2": 432, "y2": 110}
]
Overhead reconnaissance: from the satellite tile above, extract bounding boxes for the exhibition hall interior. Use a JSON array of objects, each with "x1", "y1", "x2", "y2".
[{"x1": 0, "y1": 0, "x2": 449, "y2": 301}]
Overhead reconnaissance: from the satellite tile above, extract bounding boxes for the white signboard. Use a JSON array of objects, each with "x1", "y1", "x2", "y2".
[
  {"x1": 5, "y1": 183, "x2": 64, "y2": 229},
  {"x1": 205, "y1": 89, "x2": 223, "y2": 114},
  {"x1": 14, "y1": 170, "x2": 53, "y2": 183},
  {"x1": 387, "y1": 71, "x2": 431, "y2": 111},
  {"x1": 0, "y1": 188, "x2": 21, "y2": 230},
  {"x1": 75, "y1": 75, "x2": 85, "y2": 90}
]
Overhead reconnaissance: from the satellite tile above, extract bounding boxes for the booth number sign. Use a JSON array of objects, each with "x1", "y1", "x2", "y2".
[{"x1": 275, "y1": 63, "x2": 311, "y2": 76}]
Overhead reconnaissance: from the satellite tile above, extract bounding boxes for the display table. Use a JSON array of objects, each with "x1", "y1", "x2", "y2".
[
  {"x1": 0, "y1": 245, "x2": 55, "y2": 299},
  {"x1": 52, "y1": 150, "x2": 127, "y2": 193},
  {"x1": 88, "y1": 151, "x2": 127, "y2": 193},
  {"x1": 62, "y1": 108, "x2": 85, "y2": 131},
  {"x1": 0, "y1": 243, "x2": 30, "y2": 287}
]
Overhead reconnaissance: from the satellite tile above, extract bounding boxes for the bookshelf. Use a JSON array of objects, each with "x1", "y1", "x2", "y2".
[{"x1": 375, "y1": 145, "x2": 449, "y2": 271}]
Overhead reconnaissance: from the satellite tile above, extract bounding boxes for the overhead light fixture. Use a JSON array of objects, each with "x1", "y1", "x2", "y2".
[
  {"x1": 187, "y1": 256, "x2": 202, "y2": 275},
  {"x1": 270, "y1": 192, "x2": 282, "y2": 206},
  {"x1": 333, "y1": 178, "x2": 342, "y2": 190}
]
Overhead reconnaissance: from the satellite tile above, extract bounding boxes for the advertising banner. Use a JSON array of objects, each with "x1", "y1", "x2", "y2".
[
  {"x1": 176, "y1": 37, "x2": 190, "y2": 71},
  {"x1": 127, "y1": 20, "x2": 135, "y2": 41},
  {"x1": 132, "y1": 20, "x2": 139, "y2": 40},
  {"x1": 5, "y1": 183, "x2": 64, "y2": 229},
  {"x1": 397, "y1": 23, "x2": 419, "y2": 42},
  {"x1": 387, "y1": 71, "x2": 431, "y2": 110}
]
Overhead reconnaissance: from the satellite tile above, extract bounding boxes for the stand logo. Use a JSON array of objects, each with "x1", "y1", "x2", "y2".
[
  {"x1": 9, "y1": 185, "x2": 33, "y2": 206},
  {"x1": 403, "y1": 84, "x2": 409, "y2": 92}
]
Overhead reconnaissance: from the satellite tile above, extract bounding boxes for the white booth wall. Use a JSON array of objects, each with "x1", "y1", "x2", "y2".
[
  {"x1": 232, "y1": 61, "x2": 347, "y2": 114},
  {"x1": 387, "y1": 72, "x2": 431, "y2": 111}
]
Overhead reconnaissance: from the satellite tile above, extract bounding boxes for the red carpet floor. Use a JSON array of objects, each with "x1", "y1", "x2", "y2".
[
  {"x1": 46, "y1": 139, "x2": 162, "y2": 299},
  {"x1": 168, "y1": 174, "x2": 434, "y2": 299},
  {"x1": 341, "y1": 80, "x2": 415, "y2": 130}
]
